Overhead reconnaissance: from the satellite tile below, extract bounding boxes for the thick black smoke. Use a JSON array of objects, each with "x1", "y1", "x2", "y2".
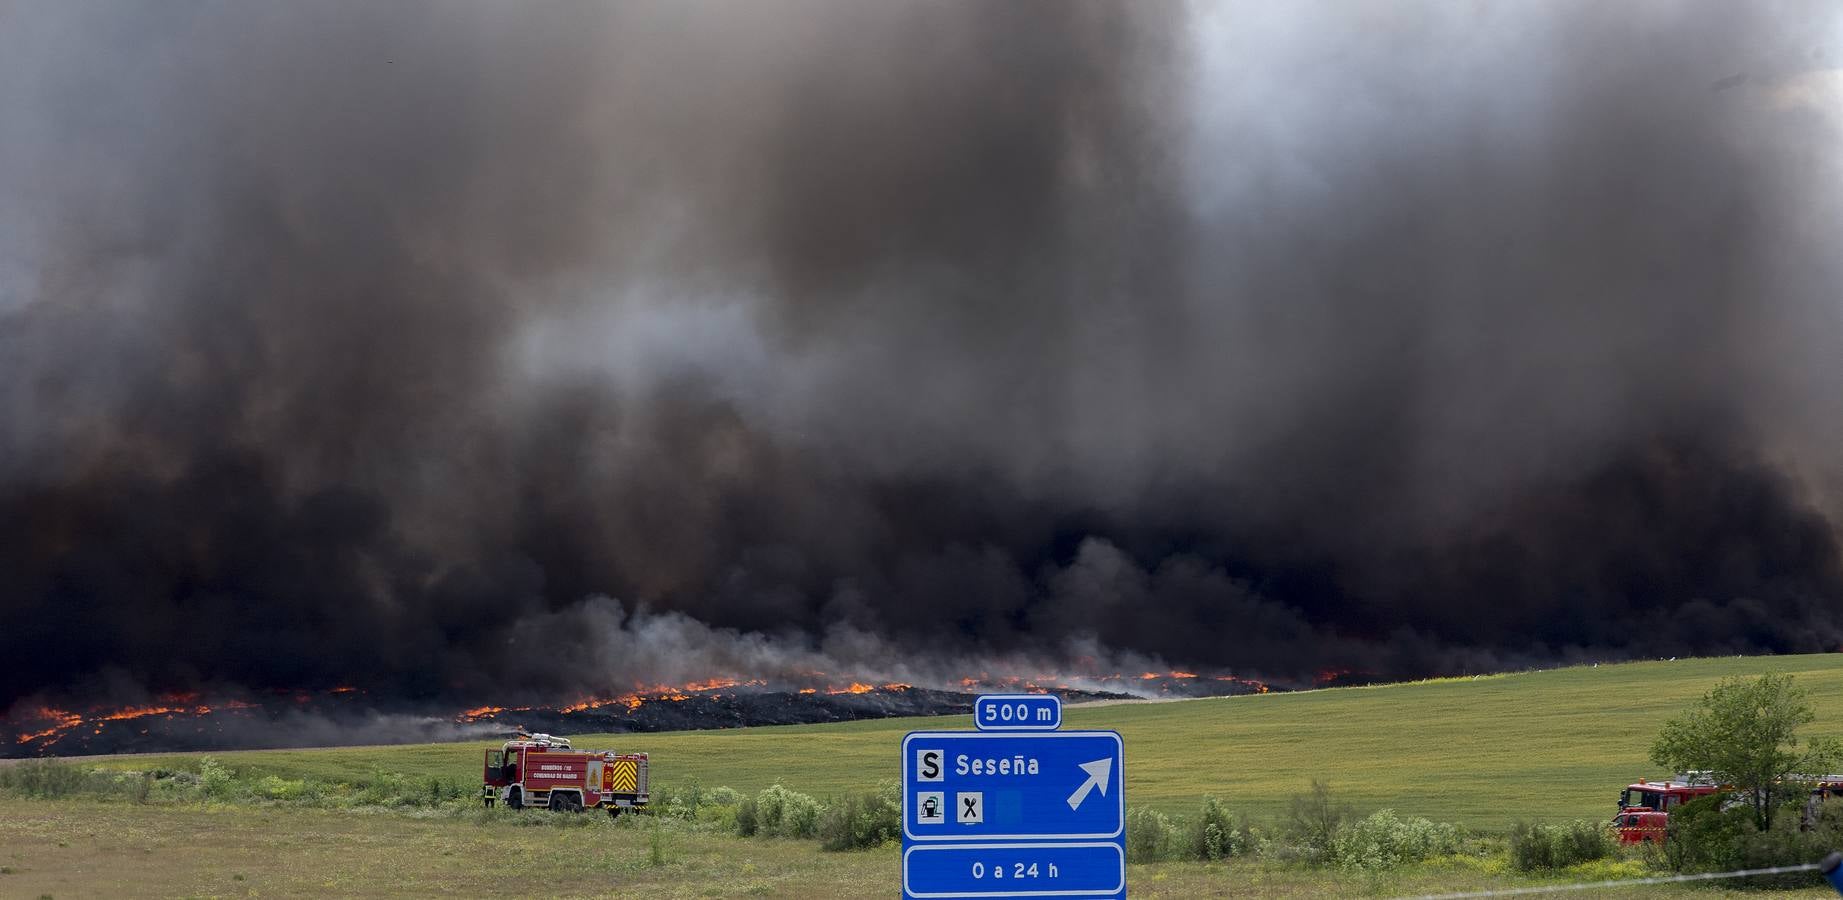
[{"x1": 2, "y1": 1, "x2": 1842, "y2": 711}]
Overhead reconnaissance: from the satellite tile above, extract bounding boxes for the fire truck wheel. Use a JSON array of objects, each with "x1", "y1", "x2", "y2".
[
  {"x1": 506, "y1": 787, "x2": 523, "y2": 810},
  {"x1": 607, "y1": 806, "x2": 624, "y2": 820}
]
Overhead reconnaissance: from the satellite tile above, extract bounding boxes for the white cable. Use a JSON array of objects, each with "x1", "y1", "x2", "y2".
[{"x1": 1392, "y1": 862, "x2": 1821, "y2": 899}]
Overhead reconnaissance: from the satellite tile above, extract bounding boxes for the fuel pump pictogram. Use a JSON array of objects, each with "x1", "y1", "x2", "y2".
[{"x1": 916, "y1": 791, "x2": 944, "y2": 823}]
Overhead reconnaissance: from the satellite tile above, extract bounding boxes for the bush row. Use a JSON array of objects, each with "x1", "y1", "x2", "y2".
[
  {"x1": 1125, "y1": 791, "x2": 1463, "y2": 874},
  {"x1": 0, "y1": 757, "x2": 474, "y2": 810},
  {"x1": 645, "y1": 777, "x2": 900, "y2": 851},
  {"x1": 1665, "y1": 794, "x2": 1843, "y2": 888},
  {"x1": 0, "y1": 759, "x2": 154, "y2": 803},
  {"x1": 1508, "y1": 820, "x2": 1617, "y2": 871},
  {"x1": 0, "y1": 760, "x2": 1673, "y2": 875}
]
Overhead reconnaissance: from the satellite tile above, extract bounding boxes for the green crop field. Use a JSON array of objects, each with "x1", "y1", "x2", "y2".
[
  {"x1": 6, "y1": 800, "x2": 1825, "y2": 899},
  {"x1": 9, "y1": 654, "x2": 1842, "y2": 898},
  {"x1": 98, "y1": 653, "x2": 1843, "y2": 829}
]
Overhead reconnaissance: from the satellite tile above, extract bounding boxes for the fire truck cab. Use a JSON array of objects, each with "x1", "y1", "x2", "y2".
[
  {"x1": 483, "y1": 733, "x2": 649, "y2": 817},
  {"x1": 1612, "y1": 773, "x2": 1725, "y2": 844}
]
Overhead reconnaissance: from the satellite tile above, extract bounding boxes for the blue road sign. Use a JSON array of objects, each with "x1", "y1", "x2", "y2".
[
  {"x1": 903, "y1": 699, "x2": 1127, "y2": 900},
  {"x1": 974, "y1": 694, "x2": 1062, "y2": 732},
  {"x1": 903, "y1": 731, "x2": 1123, "y2": 841},
  {"x1": 903, "y1": 842, "x2": 1124, "y2": 898},
  {"x1": 902, "y1": 730, "x2": 1126, "y2": 899}
]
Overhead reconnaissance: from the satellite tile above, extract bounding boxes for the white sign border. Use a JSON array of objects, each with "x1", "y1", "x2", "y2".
[{"x1": 901, "y1": 730, "x2": 1125, "y2": 842}]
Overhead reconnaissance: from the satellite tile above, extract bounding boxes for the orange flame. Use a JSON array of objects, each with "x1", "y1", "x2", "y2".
[
  {"x1": 1313, "y1": 669, "x2": 1361, "y2": 687},
  {"x1": 12, "y1": 696, "x2": 265, "y2": 748},
  {"x1": 12, "y1": 667, "x2": 1278, "y2": 751}
]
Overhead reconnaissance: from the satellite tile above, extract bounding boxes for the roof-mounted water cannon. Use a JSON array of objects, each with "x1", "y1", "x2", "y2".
[{"x1": 513, "y1": 731, "x2": 570, "y2": 749}]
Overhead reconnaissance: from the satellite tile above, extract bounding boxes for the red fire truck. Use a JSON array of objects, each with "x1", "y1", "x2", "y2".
[
  {"x1": 482, "y1": 733, "x2": 650, "y2": 816},
  {"x1": 1612, "y1": 773, "x2": 1843, "y2": 843},
  {"x1": 1611, "y1": 774, "x2": 1725, "y2": 844}
]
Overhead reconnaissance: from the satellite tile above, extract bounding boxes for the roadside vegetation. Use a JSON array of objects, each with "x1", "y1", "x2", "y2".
[
  {"x1": 0, "y1": 756, "x2": 1710, "y2": 891},
  {"x1": 1649, "y1": 673, "x2": 1843, "y2": 886},
  {"x1": 10, "y1": 799, "x2": 1822, "y2": 900}
]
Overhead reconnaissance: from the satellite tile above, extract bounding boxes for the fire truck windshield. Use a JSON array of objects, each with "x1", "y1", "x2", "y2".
[{"x1": 1621, "y1": 789, "x2": 1661, "y2": 809}]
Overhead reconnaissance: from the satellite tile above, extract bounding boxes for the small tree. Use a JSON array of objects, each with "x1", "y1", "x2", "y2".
[
  {"x1": 1285, "y1": 780, "x2": 1351, "y2": 860},
  {"x1": 1650, "y1": 673, "x2": 1842, "y2": 831}
]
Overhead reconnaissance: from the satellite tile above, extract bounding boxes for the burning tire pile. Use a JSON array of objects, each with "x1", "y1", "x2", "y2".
[{"x1": 3, "y1": 672, "x2": 1274, "y2": 758}]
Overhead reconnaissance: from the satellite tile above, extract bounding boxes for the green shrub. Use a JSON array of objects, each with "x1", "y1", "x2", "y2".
[
  {"x1": 653, "y1": 778, "x2": 709, "y2": 820},
  {"x1": 782, "y1": 791, "x2": 821, "y2": 838},
  {"x1": 197, "y1": 756, "x2": 235, "y2": 796},
  {"x1": 817, "y1": 786, "x2": 901, "y2": 851},
  {"x1": 1665, "y1": 795, "x2": 1753, "y2": 874},
  {"x1": 1187, "y1": 795, "x2": 1253, "y2": 860},
  {"x1": 257, "y1": 775, "x2": 311, "y2": 802},
  {"x1": 683, "y1": 785, "x2": 739, "y2": 830},
  {"x1": 1809, "y1": 796, "x2": 1843, "y2": 845},
  {"x1": 1509, "y1": 820, "x2": 1616, "y2": 871},
  {"x1": 0, "y1": 760, "x2": 93, "y2": 799},
  {"x1": 424, "y1": 777, "x2": 467, "y2": 805},
  {"x1": 1333, "y1": 809, "x2": 1464, "y2": 873},
  {"x1": 752, "y1": 784, "x2": 822, "y2": 839},
  {"x1": 735, "y1": 797, "x2": 759, "y2": 836},
  {"x1": 1126, "y1": 806, "x2": 1175, "y2": 863},
  {"x1": 126, "y1": 771, "x2": 153, "y2": 804},
  {"x1": 755, "y1": 784, "x2": 787, "y2": 831},
  {"x1": 661, "y1": 794, "x2": 695, "y2": 820},
  {"x1": 351, "y1": 771, "x2": 417, "y2": 807},
  {"x1": 1669, "y1": 794, "x2": 1834, "y2": 887},
  {"x1": 1284, "y1": 780, "x2": 1350, "y2": 863}
]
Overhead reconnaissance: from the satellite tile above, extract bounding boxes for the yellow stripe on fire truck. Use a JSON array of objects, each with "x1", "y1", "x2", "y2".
[{"x1": 606, "y1": 759, "x2": 639, "y2": 793}]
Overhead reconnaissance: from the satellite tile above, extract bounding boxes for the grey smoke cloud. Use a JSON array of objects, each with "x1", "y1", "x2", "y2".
[{"x1": 1, "y1": 0, "x2": 1841, "y2": 710}]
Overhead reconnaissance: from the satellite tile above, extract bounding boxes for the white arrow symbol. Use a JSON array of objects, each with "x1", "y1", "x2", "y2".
[{"x1": 1066, "y1": 758, "x2": 1113, "y2": 810}]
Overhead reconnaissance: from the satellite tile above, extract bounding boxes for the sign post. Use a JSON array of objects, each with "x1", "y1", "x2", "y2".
[{"x1": 902, "y1": 694, "x2": 1126, "y2": 899}]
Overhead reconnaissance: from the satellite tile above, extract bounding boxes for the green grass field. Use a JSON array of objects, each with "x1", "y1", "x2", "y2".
[
  {"x1": 1, "y1": 801, "x2": 1832, "y2": 899},
  {"x1": 100, "y1": 653, "x2": 1843, "y2": 829},
  {"x1": 11, "y1": 653, "x2": 1840, "y2": 898}
]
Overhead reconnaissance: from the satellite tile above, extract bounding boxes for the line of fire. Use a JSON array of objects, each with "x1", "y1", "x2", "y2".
[{"x1": 0, "y1": 670, "x2": 1296, "y2": 758}]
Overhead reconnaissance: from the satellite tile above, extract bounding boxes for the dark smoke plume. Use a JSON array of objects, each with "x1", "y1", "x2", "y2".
[{"x1": 2, "y1": 1, "x2": 1842, "y2": 713}]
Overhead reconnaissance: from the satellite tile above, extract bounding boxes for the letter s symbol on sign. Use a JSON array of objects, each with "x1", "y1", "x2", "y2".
[{"x1": 921, "y1": 750, "x2": 940, "y2": 780}]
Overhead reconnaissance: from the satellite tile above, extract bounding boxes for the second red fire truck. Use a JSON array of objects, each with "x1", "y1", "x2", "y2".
[
  {"x1": 1612, "y1": 774, "x2": 1724, "y2": 844},
  {"x1": 1613, "y1": 772, "x2": 1843, "y2": 843}
]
